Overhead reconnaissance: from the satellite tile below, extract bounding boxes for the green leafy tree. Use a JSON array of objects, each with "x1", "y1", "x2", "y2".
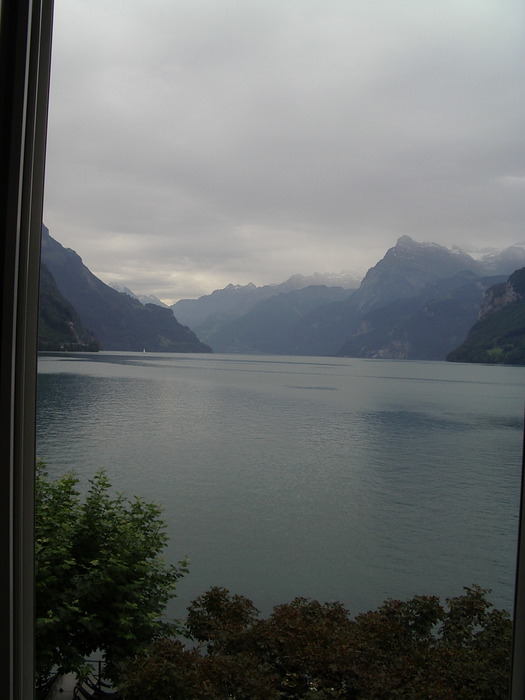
[
  {"x1": 119, "y1": 585, "x2": 512, "y2": 699},
  {"x1": 35, "y1": 461, "x2": 187, "y2": 686}
]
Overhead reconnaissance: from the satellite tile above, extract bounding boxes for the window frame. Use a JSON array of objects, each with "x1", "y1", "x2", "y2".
[{"x1": 0, "y1": 0, "x2": 54, "y2": 696}]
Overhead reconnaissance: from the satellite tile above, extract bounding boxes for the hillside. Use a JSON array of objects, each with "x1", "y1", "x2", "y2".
[
  {"x1": 337, "y1": 273, "x2": 505, "y2": 360},
  {"x1": 39, "y1": 228, "x2": 525, "y2": 360},
  {"x1": 447, "y1": 268, "x2": 525, "y2": 365},
  {"x1": 38, "y1": 262, "x2": 99, "y2": 351},
  {"x1": 271, "y1": 237, "x2": 520, "y2": 358},
  {"x1": 206, "y1": 285, "x2": 350, "y2": 354},
  {"x1": 40, "y1": 226, "x2": 212, "y2": 353},
  {"x1": 180, "y1": 236, "x2": 525, "y2": 358},
  {"x1": 171, "y1": 272, "x2": 360, "y2": 339}
]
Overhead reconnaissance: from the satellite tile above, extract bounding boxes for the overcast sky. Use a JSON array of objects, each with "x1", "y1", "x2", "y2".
[{"x1": 43, "y1": 0, "x2": 525, "y2": 303}]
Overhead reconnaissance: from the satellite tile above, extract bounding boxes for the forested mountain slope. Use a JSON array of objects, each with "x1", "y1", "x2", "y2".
[
  {"x1": 40, "y1": 226, "x2": 211, "y2": 353},
  {"x1": 447, "y1": 267, "x2": 525, "y2": 365},
  {"x1": 38, "y1": 262, "x2": 99, "y2": 351}
]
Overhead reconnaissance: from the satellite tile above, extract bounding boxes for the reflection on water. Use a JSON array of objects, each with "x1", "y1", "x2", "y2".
[{"x1": 37, "y1": 352, "x2": 524, "y2": 617}]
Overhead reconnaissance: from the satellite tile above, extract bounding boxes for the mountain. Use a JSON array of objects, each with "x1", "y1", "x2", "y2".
[
  {"x1": 349, "y1": 236, "x2": 482, "y2": 315},
  {"x1": 171, "y1": 272, "x2": 360, "y2": 340},
  {"x1": 447, "y1": 267, "x2": 525, "y2": 365},
  {"x1": 38, "y1": 262, "x2": 100, "y2": 351},
  {"x1": 299, "y1": 237, "x2": 525, "y2": 359},
  {"x1": 38, "y1": 228, "x2": 525, "y2": 360},
  {"x1": 107, "y1": 281, "x2": 170, "y2": 308},
  {"x1": 40, "y1": 226, "x2": 212, "y2": 353},
  {"x1": 205, "y1": 285, "x2": 351, "y2": 354},
  {"x1": 279, "y1": 237, "x2": 485, "y2": 357},
  {"x1": 200, "y1": 236, "x2": 525, "y2": 358},
  {"x1": 336, "y1": 272, "x2": 505, "y2": 360},
  {"x1": 468, "y1": 245, "x2": 525, "y2": 275}
]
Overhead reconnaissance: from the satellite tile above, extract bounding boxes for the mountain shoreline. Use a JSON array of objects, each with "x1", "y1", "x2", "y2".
[{"x1": 39, "y1": 227, "x2": 525, "y2": 365}]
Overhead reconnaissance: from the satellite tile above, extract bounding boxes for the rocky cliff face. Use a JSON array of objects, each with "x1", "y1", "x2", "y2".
[
  {"x1": 447, "y1": 267, "x2": 525, "y2": 365},
  {"x1": 478, "y1": 281, "x2": 521, "y2": 319},
  {"x1": 349, "y1": 236, "x2": 482, "y2": 315},
  {"x1": 337, "y1": 274, "x2": 503, "y2": 361}
]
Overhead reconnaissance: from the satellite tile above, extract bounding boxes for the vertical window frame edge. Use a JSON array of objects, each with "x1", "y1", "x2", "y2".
[{"x1": 0, "y1": 1, "x2": 54, "y2": 697}]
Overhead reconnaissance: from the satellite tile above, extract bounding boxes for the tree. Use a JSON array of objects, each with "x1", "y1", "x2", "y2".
[
  {"x1": 119, "y1": 585, "x2": 512, "y2": 699},
  {"x1": 35, "y1": 461, "x2": 187, "y2": 686}
]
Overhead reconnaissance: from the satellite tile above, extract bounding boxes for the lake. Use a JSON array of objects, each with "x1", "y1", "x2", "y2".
[{"x1": 36, "y1": 352, "x2": 525, "y2": 619}]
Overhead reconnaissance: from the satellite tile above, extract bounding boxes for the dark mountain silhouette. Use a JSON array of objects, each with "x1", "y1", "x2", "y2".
[
  {"x1": 40, "y1": 226, "x2": 211, "y2": 353},
  {"x1": 171, "y1": 272, "x2": 360, "y2": 341},
  {"x1": 39, "y1": 227, "x2": 525, "y2": 361},
  {"x1": 38, "y1": 262, "x2": 99, "y2": 351},
  {"x1": 194, "y1": 236, "x2": 525, "y2": 358},
  {"x1": 447, "y1": 267, "x2": 525, "y2": 365},
  {"x1": 206, "y1": 285, "x2": 351, "y2": 354},
  {"x1": 337, "y1": 272, "x2": 506, "y2": 360}
]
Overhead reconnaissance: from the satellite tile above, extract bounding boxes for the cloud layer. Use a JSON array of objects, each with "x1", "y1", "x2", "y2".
[{"x1": 43, "y1": 0, "x2": 525, "y2": 302}]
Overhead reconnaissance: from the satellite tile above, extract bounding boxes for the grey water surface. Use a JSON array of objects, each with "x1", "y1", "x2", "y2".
[{"x1": 37, "y1": 352, "x2": 525, "y2": 619}]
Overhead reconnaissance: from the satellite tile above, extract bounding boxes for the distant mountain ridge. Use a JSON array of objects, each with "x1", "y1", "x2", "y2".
[
  {"x1": 179, "y1": 236, "x2": 525, "y2": 359},
  {"x1": 316, "y1": 238, "x2": 525, "y2": 359},
  {"x1": 170, "y1": 272, "x2": 360, "y2": 335},
  {"x1": 39, "y1": 228, "x2": 525, "y2": 363},
  {"x1": 466, "y1": 245, "x2": 525, "y2": 273},
  {"x1": 40, "y1": 226, "x2": 211, "y2": 353},
  {"x1": 205, "y1": 285, "x2": 351, "y2": 354},
  {"x1": 107, "y1": 281, "x2": 170, "y2": 308}
]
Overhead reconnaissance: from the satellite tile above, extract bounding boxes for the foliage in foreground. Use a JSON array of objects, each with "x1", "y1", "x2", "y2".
[
  {"x1": 119, "y1": 585, "x2": 512, "y2": 699},
  {"x1": 35, "y1": 464, "x2": 512, "y2": 697},
  {"x1": 35, "y1": 462, "x2": 187, "y2": 686}
]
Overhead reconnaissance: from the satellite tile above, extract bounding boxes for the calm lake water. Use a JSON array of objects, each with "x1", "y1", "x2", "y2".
[{"x1": 36, "y1": 352, "x2": 525, "y2": 619}]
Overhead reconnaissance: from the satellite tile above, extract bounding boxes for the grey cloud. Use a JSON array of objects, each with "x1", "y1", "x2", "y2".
[{"x1": 44, "y1": 0, "x2": 525, "y2": 302}]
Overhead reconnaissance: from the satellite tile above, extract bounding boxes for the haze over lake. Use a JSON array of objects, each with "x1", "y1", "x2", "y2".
[{"x1": 37, "y1": 352, "x2": 524, "y2": 618}]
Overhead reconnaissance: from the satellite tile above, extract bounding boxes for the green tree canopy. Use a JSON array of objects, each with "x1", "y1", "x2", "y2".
[
  {"x1": 35, "y1": 462, "x2": 187, "y2": 686},
  {"x1": 119, "y1": 585, "x2": 512, "y2": 699}
]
